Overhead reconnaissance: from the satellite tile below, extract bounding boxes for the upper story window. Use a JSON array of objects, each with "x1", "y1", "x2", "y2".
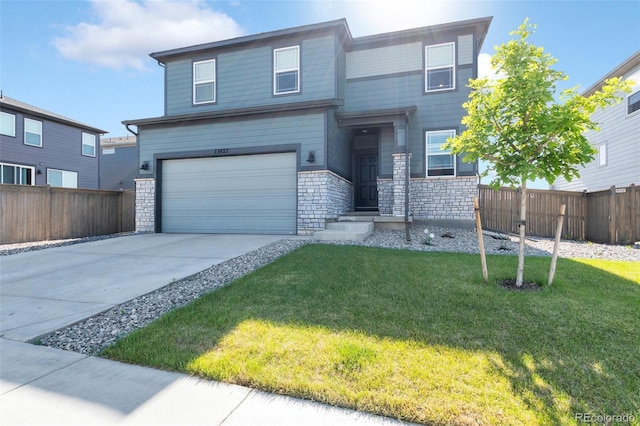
[
  {"x1": 193, "y1": 59, "x2": 216, "y2": 104},
  {"x1": 82, "y1": 132, "x2": 96, "y2": 157},
  {"x1": 1, "y1": 162, "x2": 34, "y2": 185},
  {"x1": 274, "y1": 46, "x2": 300, "y2": 95},
  {"x1": 426, "y1": 129, "x2": 456, "y2": 176},
  {"x1": 425, "y1": 42, "x2": 455, "y2": 92},
  {"x1": 24, "y1": 118, "x2": 42, "y2": 147},
  {"x1": 1, "y1": 111, "x2": 16, "y2": 137},
  {"x1": 628, "y1": 91, "x2": 640, "y2": 115}
]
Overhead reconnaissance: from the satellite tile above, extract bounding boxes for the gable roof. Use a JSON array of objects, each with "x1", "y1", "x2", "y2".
[
  {"x1": 150, "y1": 16, "x2": 492, "y2": 63},
  {"x1": 0, "y1": 95, "x2": 107, "y2": 134},
  {"x1": 582, "y1": 50, "x2": 640, "y2": 96}
]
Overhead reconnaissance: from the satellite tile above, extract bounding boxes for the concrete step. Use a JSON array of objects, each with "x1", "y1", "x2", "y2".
[{"x1": 312, "y1": 221, "x2": 374, "y2": 241}]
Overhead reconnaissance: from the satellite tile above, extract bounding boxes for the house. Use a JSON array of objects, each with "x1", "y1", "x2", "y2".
[
  {"x1": 124, "y1": 17, "x2": 492, "y2": 235},
  {"x1": 552, "y1": 50, "x2": 640, "y2": 192},
  {"x1": 100, "y1": 135, "x2": 137, "y2": 191},
  {"x1": 0, "y1": 95, "x2": 106, "y2": 189}
]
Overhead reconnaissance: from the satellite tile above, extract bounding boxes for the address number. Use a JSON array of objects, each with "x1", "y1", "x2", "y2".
[{"x1": 214, "y1": 148, "x2": 229, "y2": 154}]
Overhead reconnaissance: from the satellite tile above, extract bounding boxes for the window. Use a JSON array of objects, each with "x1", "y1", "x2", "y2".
[
  {"x1": 426, "y1": 129, "x2": 456, "y2": 176},
  {"x1": 24, "y1": 118, "x2": 42, "y2": 146},
  {"x1": 0, "y1": 162, "x2": 34, "y2": 185},
  {"x1": 274, "y1": 46, "x2": 300, "y2": 95},
  {"x1": 425, "y1": 42, "x2": 455, "y2": 92},
  {"x1": 193, "y1": 59, "x2": 216, "y2": 104},
  {"x1": 628, "y1": 91, "x2": 640, "y2": 115},
  {"x1": 1, "y1": 111, "x2": 15, "y2": 137},
  {"x1": 47, "y1": 169, "x2": 78, "y2": 188},
  {"x1": 598, "y1": 143, "x2": 607, "y2": 166},
  {"x1": 82, "y1": 132, "x2": 96, "y2": 157}
]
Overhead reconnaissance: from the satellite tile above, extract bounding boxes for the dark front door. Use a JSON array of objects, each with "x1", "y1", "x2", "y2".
[{"x1": 355, "y1": 152, "x2": 378, "y2": 210}]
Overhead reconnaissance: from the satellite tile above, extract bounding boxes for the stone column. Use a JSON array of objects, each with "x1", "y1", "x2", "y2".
[
  {"x1": 392, "y1": 153, "x2": 411, "y2": 217},
  {"x1": 134, "y1": 178, "x2": 155, "y2": 233}
]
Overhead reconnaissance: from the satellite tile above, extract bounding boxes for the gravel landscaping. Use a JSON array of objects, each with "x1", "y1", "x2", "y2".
[{"x1": 5, "y1": 225, "x2": 637, "y2": 355}]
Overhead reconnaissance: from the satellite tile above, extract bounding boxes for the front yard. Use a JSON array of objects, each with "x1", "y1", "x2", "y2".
[{"x1": 103, "y1": 245, "x2": 640, "y2": 425}]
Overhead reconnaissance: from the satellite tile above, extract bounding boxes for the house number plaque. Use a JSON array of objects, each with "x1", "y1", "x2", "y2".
[{"x1": 214, "y1": 148, "x2": 229, "y2": 155}]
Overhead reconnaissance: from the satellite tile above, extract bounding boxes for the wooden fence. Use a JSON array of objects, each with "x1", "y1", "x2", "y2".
[
  {"x1": 479, "y1": 184, "x2": 639, "y2": 245},
  {"x1": 0, "y1": 184, "x2": 135, "y2": 244}
]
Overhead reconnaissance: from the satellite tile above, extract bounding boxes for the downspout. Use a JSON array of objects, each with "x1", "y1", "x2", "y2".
[
  {"x1": 124, "y1": 123, "x2": 138, "y2": 137},
  {"x1": 404, "y1": 110, "x2": 411, "y2": 242}
]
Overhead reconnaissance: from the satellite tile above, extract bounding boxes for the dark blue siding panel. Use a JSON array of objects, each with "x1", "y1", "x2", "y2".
[
  {"x1": 0, "y1": 109, "x2": 99, "y2": 189},
  {"x1": 327, "y1": 111, "x2": 351, "y2": 179},
  {"x1": 166, "y1": 35, "x2": 337, "y2": 115},
  {"x1": 100, "y1": 146, "x2": 137, "y2": 190}
]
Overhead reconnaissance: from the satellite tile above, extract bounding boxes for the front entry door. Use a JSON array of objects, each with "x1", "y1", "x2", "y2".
[{"x1": 355, "y1": 152, "x2": 378, "y2": 210}]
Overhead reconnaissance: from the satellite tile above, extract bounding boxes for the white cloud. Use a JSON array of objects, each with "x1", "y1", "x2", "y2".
[{"x1": 53, "y1": 0, "x2": 244, "y2": 70}]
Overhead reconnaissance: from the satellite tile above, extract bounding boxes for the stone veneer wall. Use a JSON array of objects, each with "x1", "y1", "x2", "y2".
[
  {"x1": 376, "y1": 178, "x2": 393, "y2": 215},
  {"x1": 392, "y1": 153, "x2": 411, "y2": 216},
  {"x1": 298, "y1": 170, "x2": 353, "y2": 235},
  {"x1": 410, "y1": 177, "x2": 478, "y2": 220},
  {"x1": 134, "y1": 178, "x2": 155, "y2": 233}
]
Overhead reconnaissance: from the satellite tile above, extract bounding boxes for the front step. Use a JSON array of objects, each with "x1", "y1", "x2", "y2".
[{"x1": 312, "y1": 221, "x2": 374, "y2": 241}]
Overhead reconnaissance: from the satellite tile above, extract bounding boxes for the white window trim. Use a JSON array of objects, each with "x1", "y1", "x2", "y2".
[
  {"x1": 0, "y1": 162, "x2": 35, "y2": 185},
  {"x1": 425, "y1": 42, "x2": 456, "y2": 93},
  {"x1": 82, "y1": 132, "x2": 96, "y2": 157},
  {"x1": 273, "y1": 45, "x2": 300, "y2": 95},
  {"x1": 597, "y1": 143, "x2": 607, "y2": 167},
  {"x1": 24, "y1": 117, "x2": 42, "y2": 147},
  {"x1": 47, "y1": 168, "x2": 78, "y2": 189},
  {"x1": 193, "y1": 59, "x2": 216, "y2": 105},
  {"x1": 426, "y1": 129, "x2": 457, "y2": 177},
  {"x1": 627, "y1": 90, "x2": 640, "y2": 116},
  {"x1": 0, "y1": 111, "x2": 16, "y2": 137}
]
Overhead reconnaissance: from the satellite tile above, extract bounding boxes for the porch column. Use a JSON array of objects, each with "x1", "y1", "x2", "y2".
[{"x1": 392, "y1": 153, "x2": 411, "y2": 216}]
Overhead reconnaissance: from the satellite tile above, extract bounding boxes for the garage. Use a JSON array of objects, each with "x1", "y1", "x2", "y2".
[{"x1": 160, "y1": 152, "x2": 297, "y2": 234}]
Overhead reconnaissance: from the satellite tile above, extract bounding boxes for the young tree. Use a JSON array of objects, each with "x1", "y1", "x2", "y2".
[{"x1": 445, "y1": 19, "x2": 631, "y2": 287}]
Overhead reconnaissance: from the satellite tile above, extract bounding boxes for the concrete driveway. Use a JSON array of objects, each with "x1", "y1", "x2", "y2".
[{"x1": 0, "y1": 233, "x2": 286, "y2": 342}]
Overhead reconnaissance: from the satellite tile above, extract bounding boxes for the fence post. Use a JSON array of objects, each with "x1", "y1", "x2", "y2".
[
  {"x1": 609, "y1": 186, "x2": 617, "y2": 245},
  {"x1": 45, "y1": 185, "x2": 52, "y2": 241}
]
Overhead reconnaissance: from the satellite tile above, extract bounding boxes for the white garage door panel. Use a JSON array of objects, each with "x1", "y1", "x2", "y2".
[{"x1": 161, "y1": 153, "x2": 297, "y2": 234}]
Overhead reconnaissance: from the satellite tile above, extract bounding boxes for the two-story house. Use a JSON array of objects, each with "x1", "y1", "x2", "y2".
[
  {"x1": 0, "y1": 95, "x2": 106, "y2": 189},
  {"x1": 552, "y1": 50, "x2": 640, "y2": 192},
  {"x1": 124, "y1": 17, "x2": 492, "y2": 235}
]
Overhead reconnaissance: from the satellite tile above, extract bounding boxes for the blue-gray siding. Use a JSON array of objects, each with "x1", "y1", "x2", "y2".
[
  {"x1": 326, "y1": 110, "x2": 351, "y2": 179},
  {"x1": 138, "y1": 112, "x2": 326, "y2": 176},
  {"x1": 346, "y1": 68, "x2": 473, "y2": 174},
  {"x1": 100, "y1": 146, "x2": 137, "y2": 190},
  {"x1": 0, "y1": 108, "x2": 100, "y2": 189},
  {"x1": 165, "y1": 35, "x2": 338, "y2": 116}
]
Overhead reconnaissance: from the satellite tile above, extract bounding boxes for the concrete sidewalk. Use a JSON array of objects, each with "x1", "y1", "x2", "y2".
[{"x1": 0, "y1": 234, "x2": 411, "y2": 425}]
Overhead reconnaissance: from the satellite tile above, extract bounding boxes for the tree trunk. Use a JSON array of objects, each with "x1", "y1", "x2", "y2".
[{"x1": 516, "y1": 180, "x2": 527, "y2": 287}]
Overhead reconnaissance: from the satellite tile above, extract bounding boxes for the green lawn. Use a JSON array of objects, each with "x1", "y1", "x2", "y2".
[{"x1": 103, "y1": 245, "x2": 640, "y2": 425}]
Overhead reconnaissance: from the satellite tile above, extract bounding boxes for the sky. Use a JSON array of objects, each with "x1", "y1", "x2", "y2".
[{"x1": 1, "y1": 0, "x2": 639, "y2": 187}]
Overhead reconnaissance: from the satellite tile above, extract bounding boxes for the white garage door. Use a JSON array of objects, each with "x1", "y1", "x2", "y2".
[{"x1": 161, "y1": 153, "x2": 297, "y2": 234}]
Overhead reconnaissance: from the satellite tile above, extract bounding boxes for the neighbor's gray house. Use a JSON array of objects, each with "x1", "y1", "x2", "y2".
[
  {"x1": 0, "y1": 95, "x2": 106, "y2": 189},
  {"x1": 124, "y1": 17, "x2": 492, "y2": 235},
  {"x1": 552, "y1": 50, "x2": 640, "y2": 192},
  {"x1": 100, "y1": 135, "x2": 137, "y2": 191}
]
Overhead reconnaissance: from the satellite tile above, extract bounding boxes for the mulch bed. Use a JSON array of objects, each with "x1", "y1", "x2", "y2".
[{"x1": 498, "y1": 279, "x2": 543, "y2": 291}]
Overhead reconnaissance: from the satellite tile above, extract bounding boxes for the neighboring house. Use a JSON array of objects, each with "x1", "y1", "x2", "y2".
[
  {"x1": 100, "y1": 135, "x2": 137, "y2": 191},
  {"x1": 0, "y1": 95, "x2": 106, "y2": 189},
  {"x1": 124, "y1": 17, "x2": 492, "y2": 235},
  {"x1": 552, "y1": 50, "x2": 640, "y2": 192}
]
